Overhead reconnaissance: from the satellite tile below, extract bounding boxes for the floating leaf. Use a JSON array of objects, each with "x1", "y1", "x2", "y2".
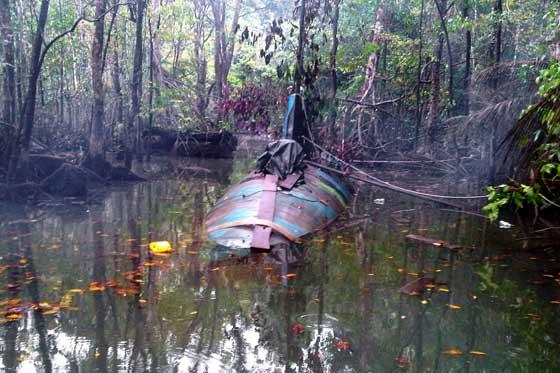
[
  {"x1": 40, "y1": 309, "x2": 58, "y2": 316},
  {"x1": 285, "y1": 273, "x2": 297, "y2": 278},
  {"x1": 469, "y1": 351, "x2": 487, "y2": 356},
  {"x1": 406, "y1": 234, "x2": 446, "y2": 246},
  {"x1": 89, "y1": 282, "x2": 106, "y2": 292},
  {"x1": 396, "y1": 356, "x2": 408, "y2": 368},
  {"x1": 528, "y1": 313, "x2": 541, "y2": 321},
  {"x1": 335, "y1": 340, "x2": 350, "y2": 350},
  {"x1": 447, "y1": 304, "x2": 462, "y2": 310},
  {"x1": 292, "y1": 323, "x2": 304, "y2": 334},
  {"x1": 149, "y1": 241, "x2": 172, "y2": 254},
  {"x1": 443, "y1": 348, "x2": 463, "y2": 356},
  {"x1": 5, "y1": 313, "x2": 22, "y2": 321}
]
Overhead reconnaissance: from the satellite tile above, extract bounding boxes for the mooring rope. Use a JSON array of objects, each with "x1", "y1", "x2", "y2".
[{"x1": 303, "y1": 137, "x2": 489, "y2": 201}]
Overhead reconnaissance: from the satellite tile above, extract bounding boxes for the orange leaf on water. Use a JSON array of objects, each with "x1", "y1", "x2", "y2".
[
  {"x1": 5, "y1": 313, "x2": 22, "y2": 321},
  {"x1": 40, "y1": 309, "x2": 58, "y2": 316},
  {"x1": 89, "y1": 282, "x2": 106, "y2": 292},
  {"x1": 443, "y1": 348, "x2": 463, "y2": 356},
  {"x1": 469, "y1": 351, "x2": 487, "y2": 356},
  {"x1": 335, "y1": 340, "x2": 350, "y2": 350}
]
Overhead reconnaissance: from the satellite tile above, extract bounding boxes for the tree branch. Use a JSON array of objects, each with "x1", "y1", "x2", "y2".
[{"x1": 38, "y1": 2, "x2": 134, "y2": 73}]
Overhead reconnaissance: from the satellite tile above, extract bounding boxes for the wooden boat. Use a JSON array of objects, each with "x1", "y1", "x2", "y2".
[
  {"x1": 205, "y1": 164, "x2": 350, "y2": 249},
  {"x1": 206, "y1": 94, "x2": 350, "y2": 249}
]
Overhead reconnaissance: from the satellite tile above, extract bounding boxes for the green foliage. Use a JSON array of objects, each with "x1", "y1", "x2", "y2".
[
  {"x1": 484, "y1": 62, "x2": 560, "y2": 220},
  {"x1": 483, "y1": 184, "x2": 543, "y2": 221}
]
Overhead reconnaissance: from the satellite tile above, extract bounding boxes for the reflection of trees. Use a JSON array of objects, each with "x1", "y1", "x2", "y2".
[
  {"x1": 2, "y1": 222, "x2": 22, "y2": 373},
  {"x1": 2, "y1": 163, "x2": 559, "y2": 372},
  {"x1": 22, "y1": 219, "x2": 54, "y2": 373},
  {"x1": 91, "y1": 206, "x2": 108, "y2": 373}
]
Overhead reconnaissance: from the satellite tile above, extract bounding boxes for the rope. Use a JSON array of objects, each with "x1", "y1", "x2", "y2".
[{"x1": 303, "y1": 137, "x2": 489, "y2": 200}]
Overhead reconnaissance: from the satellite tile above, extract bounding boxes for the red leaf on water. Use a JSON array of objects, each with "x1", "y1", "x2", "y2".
[{"x1": 292, "y1": 323, "x2": 304, "y2": 334}]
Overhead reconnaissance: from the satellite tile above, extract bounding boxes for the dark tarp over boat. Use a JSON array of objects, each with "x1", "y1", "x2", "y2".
[{"x1": 206, "y1": 94, "x2": 350, "y2": 249}]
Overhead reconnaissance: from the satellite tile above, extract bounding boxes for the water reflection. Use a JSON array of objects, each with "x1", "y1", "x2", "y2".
[{"x1": 0, "y1": 157, "x2": 559, "y2": 372}]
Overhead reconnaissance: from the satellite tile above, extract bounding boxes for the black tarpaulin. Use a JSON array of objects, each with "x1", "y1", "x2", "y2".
[{"x1": 256, "y1": 139, "x2": 306, "y2": 180}]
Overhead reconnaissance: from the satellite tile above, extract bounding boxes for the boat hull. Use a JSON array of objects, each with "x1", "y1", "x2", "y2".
[{"x1": 206, "y1": 166, "x2": 350, "y2": 249}]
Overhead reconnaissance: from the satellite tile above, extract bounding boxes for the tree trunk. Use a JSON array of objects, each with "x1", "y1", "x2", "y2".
[
  {"x1": 193, "y1": 0, "x2": 208, "y2": 124},
  {"x1": 88, "y1": 0, "x2": 106, "y2": 165},
  {"x1": 434, "y1": 0, "x2": 455, "y2": 114},
  {"x1": 462, "y1": 0, "x2": 472, "y2": 115},
  {"x1": 294, "y1": 0, "x2": 306, "y2": 94},
  {"x1": 8, "y1": 0, "x2": 50, "y2": 179},
  {"x1": 210, "y1": 0, "x2": 241, "y2": 100},
  {"x1": 328, "y1": 0, "x2": 340, "y2": 143},
  {"x1": 414, "y1": 0, "x2": 426, "y2": 150},
  {"x1": 356, "y1": 0, "x2": 386, "y2": 147},
  {"x1": 495, "y1": 0, "x2": 502, "y2": 66},
  {"x1": 0, "y1": 0, "x2": 17, "y2": 128},
  {"x1": 111, "y1": 9, "x2": 123, "y2": 140},
  {"x1": 427, "y1": 34, "x2": 443, "y2": 147},
  {"x1": 359, "y1": 0, "x2": 386, "y2": 104},
  {"x1": 126, "y1": 0, "x2": 145, "y2": 168}
]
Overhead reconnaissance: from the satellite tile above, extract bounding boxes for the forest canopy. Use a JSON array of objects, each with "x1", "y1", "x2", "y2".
[{"x1": 0, "y1": 0, "x2": 559, "y2": 215}]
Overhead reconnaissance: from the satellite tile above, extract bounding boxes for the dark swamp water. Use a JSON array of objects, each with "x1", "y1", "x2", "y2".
[{"x1": 1, "y1": 150, "x2": 559, "y2": 372}]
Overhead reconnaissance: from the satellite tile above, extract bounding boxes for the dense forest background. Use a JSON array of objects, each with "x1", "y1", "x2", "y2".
[{"x1": 0, "y1": 0, "x2": 559, "y2": 195}]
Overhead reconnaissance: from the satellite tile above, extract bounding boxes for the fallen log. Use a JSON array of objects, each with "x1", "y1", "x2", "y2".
[{"x1": 143, "y1": 127, "x2": 238, "y2": 158}]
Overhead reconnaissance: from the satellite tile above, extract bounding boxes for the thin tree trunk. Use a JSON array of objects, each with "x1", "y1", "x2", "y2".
[
  {"x1": 1, "y1": 0, "x2": 17, "y2": 128},
  {"x1": 294, "y1": 0, "x2": 306, "y2": 93},
  {"x1": 427, "y1": 37, "x2": 443, "y2": 146},
  {"x1": 359, "y1": 0, "x2": 386, "y2": 104},
  {"x1": 356, "y1": 0, "x2": 386, "y2": 147},
  {"x1": 328, "y1": 0, "x2": 340, "y2": 144},
  {"x1": 414, "y1": 0, "x2": 426, "y2": 150},
  {"x1": 462, "y1": 0, "x2": 471, "y2": 115},
  {"x1": 88, "y1": 0, "x2": 107, "y2": 167},
  {"x1": 194, "y1": 0, "x2": 208, "y2": 124},
  {"x1": 8, "y1": 0, "x2": 50, "y2": 179},
  {"x1": 111, "y1": 10, "x2": 123, "y2": 140},
  {"x1": 127, "y1": 0, "x2": 145, "y2": 168},
  {"x1": 495, "y1": 0, "x2": 502, "y2": 66},
  {"x1": 210, "y1": 0, "x2": 241, "y2": 100},
  {"x1": 434, "y1": 0, "x2": 455, "y2": 114},
  {"x1": 488, "y1": 0, "x2": 503, "y2": 181}
]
